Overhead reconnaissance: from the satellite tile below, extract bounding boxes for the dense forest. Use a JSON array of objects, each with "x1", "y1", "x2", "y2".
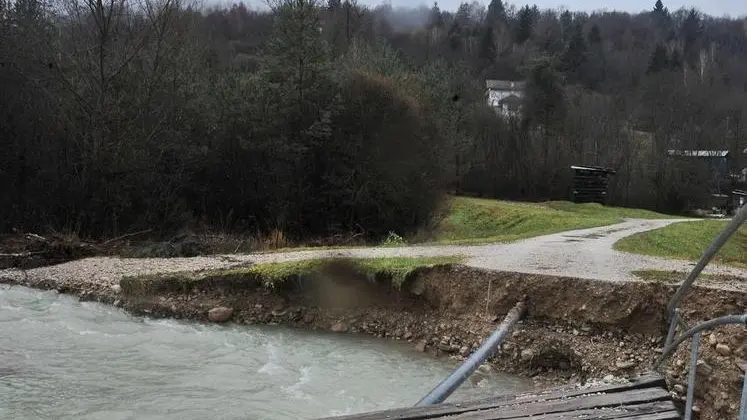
[{"x1": 1, "y1": 0, "x2": 746, "y2": 240}]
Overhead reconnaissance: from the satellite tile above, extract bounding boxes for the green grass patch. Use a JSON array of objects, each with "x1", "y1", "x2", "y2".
[
  {"x1": 120, "y1": 256, "x2": 464, "y2": 295},
  {"x1": 431, "y1": 197, "x2": 675, "y2": 244},
  {"x1": 632, "y1": 269, "x2": 745, "y2": 284},
  {"x1": 615, "y1": 220, "x2": 747, "y2": 268},
  {"x1": 246, "y1": 256, "x2": 463, "y2": 286}
]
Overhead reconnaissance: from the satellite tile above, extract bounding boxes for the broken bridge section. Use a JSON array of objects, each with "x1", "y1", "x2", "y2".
[{"x1": 317, "y1": 373, "x2": 680, "y2": 420}]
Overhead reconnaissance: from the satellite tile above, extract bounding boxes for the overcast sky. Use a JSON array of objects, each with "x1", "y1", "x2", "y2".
[{"x1": 360, "y1": 0, "x2": 747, "y2": 17}]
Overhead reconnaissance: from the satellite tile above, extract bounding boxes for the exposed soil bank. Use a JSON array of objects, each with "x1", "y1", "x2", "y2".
[{"x1": 2, "y1": 263, "x2": 745, "y2": 419}]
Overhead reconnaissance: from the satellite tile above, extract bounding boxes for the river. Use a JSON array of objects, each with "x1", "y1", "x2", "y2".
[{"x1": 0, "y1": 285, "x2": 531, "y2": 420}]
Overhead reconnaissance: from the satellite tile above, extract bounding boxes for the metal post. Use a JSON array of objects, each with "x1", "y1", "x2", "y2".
[
  {"x1": 664, "y1": 309, "x2": 680, "y2": 349},
  {"x1": 684, "y1": 333, "x2": 700, "y2": 420},
  {"x1": 667, "y1": 204, "x2": 747, "y2": 318},
  {"x1": 656, "y1": 314, "x2": 747, "y2": 368},
  {"x1": 414, "y1": 300, "x2": 527, "y2": 407},
  {"x1": 740, "y1": 365, "x2": 747, "y2": 420}
]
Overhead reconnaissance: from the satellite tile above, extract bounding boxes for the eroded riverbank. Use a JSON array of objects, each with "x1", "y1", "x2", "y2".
[{"x1": 2, "y1": 262, "x2": 746, "y2": 419}]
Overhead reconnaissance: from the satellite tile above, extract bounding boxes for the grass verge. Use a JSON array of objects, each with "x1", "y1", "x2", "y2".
[
  {"x1": 633, "y1": 269, "x2": 745, "y2": 284},
  {"x1": 615, "y1": 220, "x2": 747, "y2": 268},
  {"x1": 120, "y1": 256, "x2": 464, "y2": 295},
  {"x1": 431, "y1": 196, "x2": 676, "y2": 244}
]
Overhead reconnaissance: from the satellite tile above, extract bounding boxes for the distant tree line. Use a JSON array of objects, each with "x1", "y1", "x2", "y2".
[{"x1": 1, "y1": 0, "x2": 746, "y2": 240}]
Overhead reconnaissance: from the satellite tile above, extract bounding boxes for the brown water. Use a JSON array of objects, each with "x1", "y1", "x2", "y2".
[{"x1": 0, "y1": 285, "x2": 531, "y2": 420}]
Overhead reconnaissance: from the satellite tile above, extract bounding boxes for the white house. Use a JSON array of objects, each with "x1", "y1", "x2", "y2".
[{"x1": 486, "y1": 79, "x2": 526, "y2": 118}]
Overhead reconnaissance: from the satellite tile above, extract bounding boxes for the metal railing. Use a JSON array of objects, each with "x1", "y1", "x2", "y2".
[
  {"x1": 411, "y1": 204, "x2": 747, "y2": 414},
  {"x1": 656, "y1": 203, "x2": 747, "y2": 420},
  {"x1": 414, "y1": 300, "x2": 527, "y2": 407}
]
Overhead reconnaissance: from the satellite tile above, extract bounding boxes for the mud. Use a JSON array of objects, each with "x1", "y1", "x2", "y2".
[{"x1": 2, "y1": 263, "x2": 745, "y2": 419}]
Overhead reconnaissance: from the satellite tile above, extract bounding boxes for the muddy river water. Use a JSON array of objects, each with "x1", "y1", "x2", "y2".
[{"x1": 0, "y1": 285, "x2": 531, "y2": 420}]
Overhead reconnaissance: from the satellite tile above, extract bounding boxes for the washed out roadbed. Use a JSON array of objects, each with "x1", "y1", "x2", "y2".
[
  {"x1": 1, "y1": 219, "x2": 746, "y2": 420},
  {"x1": 2, "y1": 258, "x2": 747, "y2": 420},
  {"x1": 2, "y1": 219, "x2": 745, "y2": 290}
]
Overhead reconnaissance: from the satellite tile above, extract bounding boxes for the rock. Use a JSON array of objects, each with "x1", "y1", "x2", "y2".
[
  {"x1": 715, "y1": 343, "x2": 732, "y2": 356},
  {"x1": 113, "y1": 299, "x2": 121, "y2": 307},
  {"x1": 438, "y1": 342, "x2": 459, "y2": 353},
  {"x1": 207, "y1": 307, "x2": 233, "y2": 323},
  {"x1": 696, "y1": 360, "x2": 713, "y2": 377},
  {"x1": 330, "y1": 322, "x2": 348, "y2": 333},
  {"x1": 110, "y1": 284, "x2": 121, "y2": 293},
  {"x1": 603, "y1": 374, "x2": 615, "y2": 382},
  {"x1": 708, "y1": 333, "x2": 718, "y2": 346},
  {"x1": 673, "y1": 384, "x2": 685, "y2": 394},
  {"x1": 735, "y1": 358, "x2": 747, "y2": 372},
  {"x1": 615, "y1": 360, "x2": 636, "y2": 369},
  {"x1": 572, "y1": 329, "x2": 579, "y2": 336},
  {"x1": 271, "y1": 308, "x2": 288, "y2": 317},
  {"x1": 459, "y1": 346, "x2": 470, "y2": 357},
  {"x1": 520, "y1": 349, "x2": 535, "y2": 362},
  {"x1": 692, "y1": 405, "x2": 700, "y2": 413},
  {"x1": 302, "y1": 312, "x2": 315, "y2": 324},
  {"x1": 414, "y1": 340, "x2": 427, "y2": 352},
  {"x1": 404, "y1": 331, "x2": 413, "y2": 340}
]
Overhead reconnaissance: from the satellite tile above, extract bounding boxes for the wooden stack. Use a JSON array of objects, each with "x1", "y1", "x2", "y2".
[{"x1": 571, "y1": 165, "x2": 616, "y2": 205}]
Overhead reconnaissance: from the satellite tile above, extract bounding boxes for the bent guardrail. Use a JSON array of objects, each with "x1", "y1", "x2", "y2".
[{"x1": 655, "y1": 204, "x2": 747, "y2": 420}]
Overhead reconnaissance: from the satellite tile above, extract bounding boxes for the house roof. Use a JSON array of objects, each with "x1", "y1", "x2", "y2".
[
  {"x1": 486, "y1": 80, "x2": 526, "y2": 90},
  {"x1": 571, "y1": 165, "x2": 616, "y2": 174},
  {"x1": 667, "y1": 150, "x2": 730, "y2": 157},
  {"x1": 499, "y1": 94, "x2": 523, "y2": 104}
]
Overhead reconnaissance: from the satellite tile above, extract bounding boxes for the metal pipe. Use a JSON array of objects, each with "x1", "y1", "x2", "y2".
[
  {"x1": 684, "y1": 332, "x2": 700, "y2": 420},
  {"x1": 667, "y1": 205, "x2": 747, "y2": 318},
  {"x1": 740, "y1": 363, "x2": 747, "y2": 420},
  {"x1": 664, "y1": 309, "x2": 680, "y2": 349},
  {"x1": 414, "y1": 300, "x2": 527, "y2": 407},
  {"x1": 656, "y1": 314, "x2": 747, "y2": 368}
]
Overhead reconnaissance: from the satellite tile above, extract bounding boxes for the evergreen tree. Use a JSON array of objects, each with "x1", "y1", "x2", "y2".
[
  {"x1": 447, "y1": 20, "x2": 462, "y2": 51},
  {"x1": 646, "y1": 43, "x2": 669, "y2": 74},
  {"x1": 427, "y1": 2, "x2": 443, "y2": 29},
  {"x1": 583, "y1": 24, "x2": 606, "y2": 90},
  {"x1": 479, "y1": 26, "x2": 496, "y2": 63},
  {"x1": 485, "y1": 0, "x2": 506, "y2": 26},
  {"x1": 514, "y1": 5, "x2": 534, "y2": 44},
  {"x1": 653, "y1": 0, "x2": 666, "y2": 15},
  {"x1": 681, "y1": 8, "x2": 702, "y2": 66},
  {"x1": 559, "y1": 10, "x2": 573, "y2": 40},
  {"x1": 652, "y1": 0, "x2": 672, "y2": 34},
  {"x1": 669, "y1": 49, "x2": 683, "y2": 71},
  {"x1": 262, "y1": 0, "x2": 334, "y2": 156},
  {"x1": 524, "y1": 58, "x2": 566, "y2": 128},
  {"x1": 560, "y1": 23, "x2": 587, "y2": 77},
  {"x1": 587, "y1": 24, "x2": 602, "y2": 45}
]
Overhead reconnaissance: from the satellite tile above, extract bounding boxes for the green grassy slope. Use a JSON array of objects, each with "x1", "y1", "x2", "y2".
[
  {"x1": 615, "y1": 220, "x2": 746, "y2": 267},
  {"x1": 431, "y1": 197, "x2": 675, "y2": 244}
]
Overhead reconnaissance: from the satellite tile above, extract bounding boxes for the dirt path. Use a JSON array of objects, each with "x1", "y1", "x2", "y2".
[{"x1": 2, "y1": 218, "x2": 745, "y2": 290}]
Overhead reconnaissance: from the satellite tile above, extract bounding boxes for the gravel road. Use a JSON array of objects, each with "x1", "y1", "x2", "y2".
[{"x1": 1, "y1": 218, "x2": 745, "y2": 290}]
